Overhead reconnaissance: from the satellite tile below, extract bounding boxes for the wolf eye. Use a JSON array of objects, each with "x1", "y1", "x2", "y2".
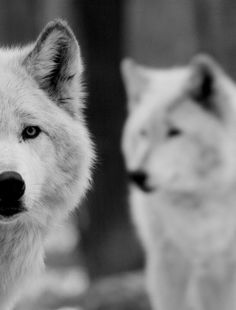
[
  {"x1": 167, "y1": 127, "x2": 181, "y2": 138},
  {"x1": 140, "y1": 129, "x2": 148, "y2": 137},
  {"x1": 22, "y1": 126, "x2": 41, "y2": 140}
]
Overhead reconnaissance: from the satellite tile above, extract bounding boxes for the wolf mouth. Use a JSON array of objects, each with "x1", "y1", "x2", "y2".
[
  {"x1": 138, "y1": 184, "x2": 155, "y2": 193},
  {"x1": 131, "y1": 182, "x2": 155, "y2": 193},
  {"x1": 0, "y1": 200, "x2": 26, "y2": 218}
]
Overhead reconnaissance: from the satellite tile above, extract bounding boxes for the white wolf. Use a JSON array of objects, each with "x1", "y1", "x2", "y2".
[
  {"x1": 121, "y1": 56, "x2": 236, "y2": 310},
  {"x1": 0, "y1": 20, "x2": 94, "y2": 310}
]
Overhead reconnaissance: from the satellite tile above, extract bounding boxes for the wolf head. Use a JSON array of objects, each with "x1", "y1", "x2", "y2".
[
  {"x1": 121, "y1": 56, "x2": 236, "y2": 197},
  {"x1": 0, "y1": 20, "x2": 94, "y2": 225}
]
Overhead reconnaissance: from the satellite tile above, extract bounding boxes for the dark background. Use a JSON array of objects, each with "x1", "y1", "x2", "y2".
[{"x1": 2, "y1": 0, "x2": 236, "y2": 308}]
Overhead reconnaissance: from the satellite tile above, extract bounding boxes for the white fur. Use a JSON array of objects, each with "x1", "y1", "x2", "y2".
[
  {"x1": 0, "y1": 20, "x2": 94, "y2": 309},
  {"x1": 121, "y1": 56, "x2": 236, "y2": 310}
]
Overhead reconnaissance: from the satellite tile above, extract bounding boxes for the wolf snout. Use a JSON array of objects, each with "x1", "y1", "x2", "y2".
[
  {"x1": 128, "y1": 171, "x2": 147, "y2": 186},
  {"x1": 128, "y1": 171, "x2": 154, "y2": 193},
  {"x1": 0, "y1": 171, "x2": 25, "y2": 201}
]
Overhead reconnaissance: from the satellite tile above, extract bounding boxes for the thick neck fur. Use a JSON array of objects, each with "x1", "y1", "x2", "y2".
[
  {"x1": 0, "y1": 220, "x2": 44, "y2": 309},
  {"x1": 133, "y1": 186, "x2": 236, "y2": 261},
  {"x1": 153, "y1": 191, "x2": 236, "y2": 259}
]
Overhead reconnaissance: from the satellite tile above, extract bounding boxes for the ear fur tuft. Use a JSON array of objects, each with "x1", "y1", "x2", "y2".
[
  {"x1": 121, "y1": 58, "x2": 148, "y2": 111},
  {"x1": 189, "y1": 54, "x2": 222, "y2": 117},
  {"x1": 23, "y1": 19, "x2": 83, "y2": 116}
]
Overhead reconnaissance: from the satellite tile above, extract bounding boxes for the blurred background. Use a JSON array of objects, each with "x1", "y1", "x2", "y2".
[{"x1": 1, "y1": 0, "x2": 235, "y2": 309}]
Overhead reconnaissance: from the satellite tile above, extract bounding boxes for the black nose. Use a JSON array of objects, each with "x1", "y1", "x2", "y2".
[
  {"x1": 128, "y1": 171, "x2": 154, "y2": 193},
  {"x1": 128, "y1": 171, "x2": 147, "y2": 188},
  {"x1": 0, "y1": 171, "x2": 25, "y2": 201}
]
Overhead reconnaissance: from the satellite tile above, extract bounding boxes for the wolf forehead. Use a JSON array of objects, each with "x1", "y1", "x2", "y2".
[{"x1": 0, "y1": 59, "x2": 68, "y2": 128}]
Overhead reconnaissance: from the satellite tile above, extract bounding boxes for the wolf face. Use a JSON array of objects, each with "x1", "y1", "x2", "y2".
[
  {"x1": 121, "y1": 57, "x2": 236, "y2": 310},
  {"x1": 0, "y1": 20, "x2": 94, "y2": 226},
  {"x1": 121, "y1": 56, "x2": 236, "y2": 197},
  {"x1": 0, "y1": 20, "x2": 94, "y2": 309}
]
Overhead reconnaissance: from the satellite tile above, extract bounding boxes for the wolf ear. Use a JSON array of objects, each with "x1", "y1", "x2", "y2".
[
  {"x1": 188, "y1": 55, "x2": 222, "y2": 117},
  {"x1": 23, "y1": 19, "x2": 83, "y2": 116},
  {"x1": 121, "y1": 59, "x2": 148, "y2": 111}
]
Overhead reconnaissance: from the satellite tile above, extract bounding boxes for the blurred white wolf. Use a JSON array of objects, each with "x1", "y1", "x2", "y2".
[
  {"x1": 121, "y1": 56, "x2": 236, "y2": 310},
  {"x1": 0, "y1": 20, "x2": 94, "y2": 310}
]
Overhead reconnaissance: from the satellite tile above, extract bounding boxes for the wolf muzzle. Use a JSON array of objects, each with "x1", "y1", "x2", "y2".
[
  {"x1": 0, "y1": 171, "x2": 26, "y2": 217},
  {"x1": 128, "y1": 171, "x2": 155, "y2": 193}
]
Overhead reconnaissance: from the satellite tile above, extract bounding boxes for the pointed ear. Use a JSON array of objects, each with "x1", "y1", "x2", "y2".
[
  {"x1": 188, "y1": 54, "x2": 222, "y2": 117},
  {"x1": 121, "y1": 59, "x2": 148, "y2": 111},
  {"x1": 23, "y1": 19, "x2": 83, "y2": 116}
]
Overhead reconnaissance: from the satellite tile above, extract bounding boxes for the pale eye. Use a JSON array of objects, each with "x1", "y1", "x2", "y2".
[
  {"x1": 22, "y1": 126, "x2": 41, "y2": 140},
  {"x1": 167, "y1": 127, "x2": 182, "y2": 138},
  {"x1": 140, "y1": 129, "x2": 148, "y2": 137}
]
